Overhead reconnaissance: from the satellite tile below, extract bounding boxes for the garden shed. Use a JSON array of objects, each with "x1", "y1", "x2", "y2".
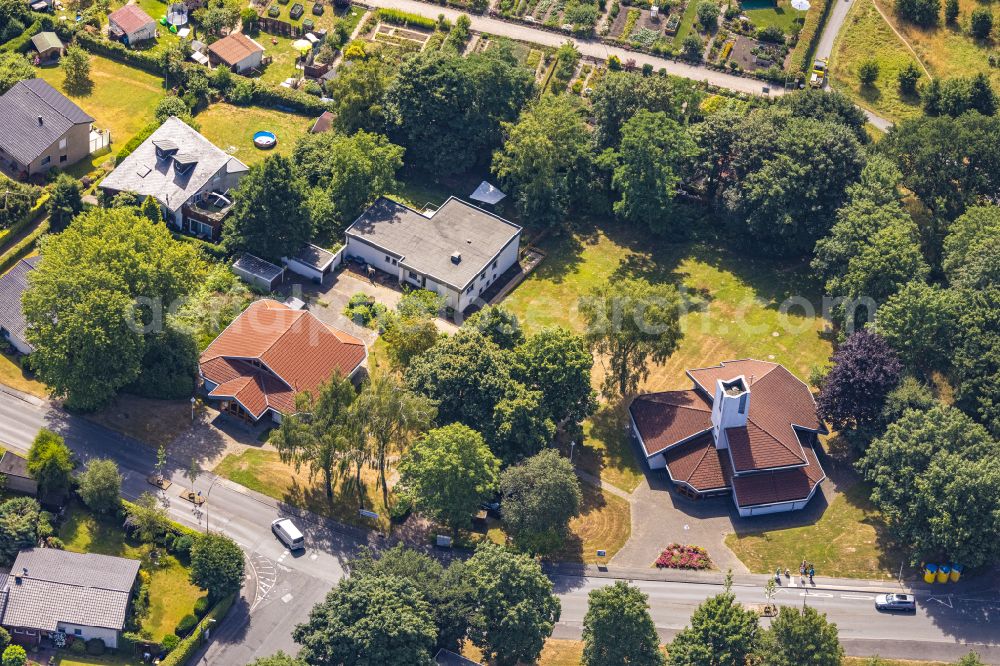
[
  {"x1": 233, "y1": 254, "x2": 285, "y2": 291},
  {"x1": 282, "y1": 243, "x2": 341, "y2": 283}
]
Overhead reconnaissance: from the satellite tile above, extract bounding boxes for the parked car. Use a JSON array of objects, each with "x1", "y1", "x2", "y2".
[
  {"x1": 810, "y1": 59, "x2": 827, "y2": 88},
  {"x1": 875, "y1": 593, "x2": 916, "y2": 612},
  {"x1": 480, "y1": 500, "x2": 501, "y2": 518},
  {"x1": 271, "y1": 518, "x2": 305, "y2": 551}
]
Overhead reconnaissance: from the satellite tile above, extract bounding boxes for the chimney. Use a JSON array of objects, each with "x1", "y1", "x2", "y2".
[
  {"x1": 450, "y1": 251, "x2": 462, "y2": 264},
  {"x1": 710, "y1": 376, "x2": 750, "y2": 450},
  {"x1": 37, "y1": 116, "x2": 43, "y2": 126}
]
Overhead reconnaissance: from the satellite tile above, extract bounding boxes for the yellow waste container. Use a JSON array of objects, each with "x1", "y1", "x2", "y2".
[
  {"x1": 937, "y1": 564, "x2": 950, "y2": 583},
  {"x1": 923, "y1": 563, "x2": 937, "y2": 584},
  {"x1": 950, "y1": 564, "x2": 962, "y2": 582}
]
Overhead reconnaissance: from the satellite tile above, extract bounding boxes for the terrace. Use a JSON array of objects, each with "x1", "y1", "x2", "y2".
[{"x1": 181, "y1": 191, "x2": 236, "y2": 241}]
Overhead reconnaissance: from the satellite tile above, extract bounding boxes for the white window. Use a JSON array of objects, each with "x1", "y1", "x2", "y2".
[
  {"x1": 59, "y1": 138, "x2": 67, "y2": 149},
  {"x1": 385, "y1": 255, "x2": 391, "y2": 264},
  {"x1": 41, "y1": 156, "x2": 51, "y2": 166},
  {"x1": 73, "y1": 629, "x2": 82, "y2": 636}
]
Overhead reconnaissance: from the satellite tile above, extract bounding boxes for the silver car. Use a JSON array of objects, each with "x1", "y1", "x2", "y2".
[{"x1": 875, "y1": 593, "x2": 916, "y2": 612}]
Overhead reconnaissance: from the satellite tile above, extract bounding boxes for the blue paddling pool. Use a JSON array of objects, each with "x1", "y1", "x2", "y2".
[{"x1": 253, "y1": 131, "x2": 277, "y2": 150}]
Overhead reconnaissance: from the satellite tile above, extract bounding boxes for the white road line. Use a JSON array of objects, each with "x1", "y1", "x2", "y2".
[
  {"x1": 802, "y1": 592, "x2": 834, "y2": 597},
  {"x1": 841, "y1": 594, "x2": 875, "y2": 600}
]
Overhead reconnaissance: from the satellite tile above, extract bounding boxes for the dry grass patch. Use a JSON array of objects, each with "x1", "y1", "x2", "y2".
[
  {"x1": 0, "y1": 350, "x2": 47, "y2": 398},
  {"x1": 549, "y1": 482, "x2": 631, "y2": 564},
  {"x1": 463, "y1": 639, "x2": 667, "y2": 665}
]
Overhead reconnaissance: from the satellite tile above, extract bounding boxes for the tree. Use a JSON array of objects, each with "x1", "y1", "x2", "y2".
[
  {"x1": 668, "y1": 573, "x2": 759, "y2": 666},
  {"x1": 465, "y1": 306, "x2": 525, "y2": 350},
  {"x1": 817, "y1": 330, "x2": 903, "y2": 437},
  {"x1": 492, "y1": 94, "x2": 593, "y2": 231},
  {"x1": 155, "y1": 95, "x2": 194, "y2": 125},
  {"x1": 896, "y1": 0, "x2": 939, "y2": 25},
  {"x1": 696, "y1": 0, "x2": 720, "y2": 29},
  {"x1": 682, "y1": 33, "x2": 704, "y2": 59},
  {"x1": 139, "y1": 195, "x2": 161, "y2": 223},
  {"x1": 859, "y1": 404, "x2": 1000, "y2": 566},
  {"x1": 490, "y1": 381, "x2": 555, "y2": 463},
  {"x1": 898, "y1": 61, "x2": 922, "y2": 95},
  {"x1": 127, "y1": 492, "x2": 170, "y2": 544},
  {"x1": 580, "y1": 278, "x2": 683, "y2": 398},
  {"x1": 382, "y1": 316, "x2": 440, "y2": 368},
  {"x1": 942, "y1": 206, "x2": 1000, "y2": 289},
  {"x1": 922, "y1": 75, "x2": 997, "y2": 118},
  {"x1": 348, "y1": 545, "x2": 473, "y2": 652},
  {"x1": 0, "y1": 52, "x2": 33, "y2": 96},
  {"x1": 325, "y1": 57, "x2": 396, "y2": 134},
  {"x1": 500, "y1": 449, "x2": 581, "y2": 553},
  {"x1": 775, "y1": 89, "x2": 869, "y2": 143},
  {"x1": 272, "y1": 374, "x2": 358, "y2": 500},
  {"x1": 353, "y1": 372, "x2": 436, "y2": 507},
  {"x1": 27, "y1": 429, "x2": 73, "y2": 500},
  {"x1": 465, "y1": 543, "x2": 560, "y2": 666},
  {"x1": 944, "y1": 0, "x2": 958, "y2": 22},
  {"x1": 294, "y1": 574, "x2": 437, "y2": 665},
  {"x1": 0, "y1": 628, "x2": 9, "y2": 653},
  {"x1": 513, "y1": 327, "x2": 596, "y2": 431},
  {"x1": 970, "y1": 7, "x2": 994, "y2": 38},
  {"x1": 612, "y1": 109, "x2": 698, "y2": 234},
  {"x1": 875, "y1": 282, "x2": 956, "y2": 375},
  {"x1": 246, "y1": 652, "x2": 306, "y2": 666},
  {"x1": 387, "y1": 49, "x2": 534, "y2": 177},
  {"x1": 880, "y1": 375, "x2": 936, "y2": 427},
  {"x1": 78, "y1": 458, "x2": 122, "y2": 514},
  {"x1": 590, "y1": 71, "x2": 702, "y2": 149},
  {"x1": 190, "y1": 532, "x2": 246, "y2": 600},
  {"x1": 858, "y1": 59, "x2": 880, "y2": 87},
  {"x1": 953, "y1": 287, "x2": 1000, "y2": 437},
  {"x1": 61, "y1": 45, "x2": 91, "y2": 94},
  {"x1": 224, "y1": 155, "x2": 311, "y2": 262},
  {"x1": 583, "y1": 581, "x2": 664, "y2": 666},
  {"x1": 194, "y1": 0, "x2": 241, "y2": 34},
  {"x1": 398, "y1": 424, "x2": 500, "y2": 534},
  {"x1": 0, "y1": 497, "x2": 49, "y2": 565},
  {"x1": 23, "y1": 207, "x2": 206, "y2": 409},
  {"x1": 955, "y1": 653, "x2": 986, "y2": 666},
  {"x1": 1, "y1": 645, "x2": 25, "y2": 666},
  {"x1": 759, "y1": 606, "x2": 843, "y2": 666}
]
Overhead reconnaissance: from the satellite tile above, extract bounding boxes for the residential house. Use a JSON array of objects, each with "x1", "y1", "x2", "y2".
[
  {"x1": 29, "y1": 32, "x2": 63, "y2": 61},
  {"x1": 629, "y1": 359, "x2": 828, "y2": 517},
  {"x1": 0, "y1": 79, "x2": 94, "y2": 177},
  {"x1": 0, "y1": 549, "x2": 140, "y2": 649},
  {"x1": 108, "y1": 4, "x2": 158, "y2": 45},
  {"x1": 199, "y1": 299, "x2": 367, "y2": 424},
  {"x1": 207, "y1": 32, "x2": 265, "y2": 74},
  {"x1": 0, "y1": 451, "x2": 37, "y2": 496},
  {"x1": 344, "y1": 197, "x2": 522, "y2": 315},
  {"x1": 0, "y1": 256, "x2": 39, "y2": 355},
  {"x1": 99, "y1": 116, "x2": 248, "y2": 240}
]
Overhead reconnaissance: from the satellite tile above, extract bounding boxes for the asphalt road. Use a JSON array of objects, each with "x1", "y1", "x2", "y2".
[{"x1": 1, "y1": 386, "x2": 998, "y2": 663}]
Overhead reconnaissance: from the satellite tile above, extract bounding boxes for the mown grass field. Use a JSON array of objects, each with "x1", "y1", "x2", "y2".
[
  {"x1": 59, "y1": 503, "x2": 204, "y2": 642},
  {"x1": 742, "y1": 0, "x2": 807, "y2": 34},
  {"x1": 549, "y1": 482, "x2": 631, "y2": 564},
  {"x1": 725, "y1": 481, "x2": 906, "y2": 579},
  {"x1": 196, "y1": 103, "x2": 313, "y2": 165},
  {"x1": 829, "y1": 0, "x2": 925, "y2": 122},
  {"x1": 0, "y1": 350, "x2": 46, "y2": 398},
  {"x1": 505, "y1": 220, "x2": 832, "y2": 493}
]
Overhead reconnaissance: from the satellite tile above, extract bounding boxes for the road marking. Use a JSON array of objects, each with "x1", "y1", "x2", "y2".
[
  {"x1": 281, "y1": 593, "x2": 294, "y2": 604},
  {"x1": 801, "y1": 592, "x2": 834, "y2": 597},
  {"x1": 841, "y1": 594, "x2": 875, "y2": 600},
  {"x1": 927, "y1": 596, "x2": 953, "y2": 608},
  {"x1": 788, "y1": 578, "x2": 796, "y2": 587}
]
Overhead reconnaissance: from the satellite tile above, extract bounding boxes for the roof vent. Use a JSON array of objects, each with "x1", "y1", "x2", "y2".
[
  {"x1": 466, "y1": 238, "x2": 472, "y2": 244},
  {"x1": 451, "y1": 252, "x2": 462, "y2": 264},
  {"x1": 37, "y1": 116, "x2": 43, "y2": 126}
]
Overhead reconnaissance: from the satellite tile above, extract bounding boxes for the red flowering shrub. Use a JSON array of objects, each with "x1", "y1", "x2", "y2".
[{"x1": 655, "y1": 543, "x2": 712, "y2": 570}]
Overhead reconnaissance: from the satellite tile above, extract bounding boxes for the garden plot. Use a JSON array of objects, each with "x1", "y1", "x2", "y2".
[
  {"x1": 609, "y1": 6, "x2": 671, "y2": 46},
  {"x1": 729, "y1": 34, "x2": 785, "y2": 70},
  {"x1": 372, "y1": 23, "x2": 433, "y2": 48}
]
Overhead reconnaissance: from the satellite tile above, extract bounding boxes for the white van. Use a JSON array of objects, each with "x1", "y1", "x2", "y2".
[{"x1": 271, "y1": 518, "x2": 305, "y2": 551}]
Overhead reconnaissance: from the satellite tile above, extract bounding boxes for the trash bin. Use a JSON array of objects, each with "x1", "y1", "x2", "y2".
[
  {"x1": 923, "y1": 563, "x2": 937, "y2": 584},
  {"x1": 937, "y1": 564, "x2": 950, "y2": 583},
  {"x1": 950, "y1": 563, "x2": 963, "y2": 582}
]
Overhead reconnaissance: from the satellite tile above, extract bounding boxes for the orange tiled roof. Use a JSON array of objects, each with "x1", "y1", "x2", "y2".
[
  {"x1": 629, "y1": 390, "x2": 712, "y2": 456},
  {"x1": 199, "y1": 300, "x2": 365, "y2": 418},
  {"x1": 662, "y1": 432, "x2": 734, "y2": 492},
  {"x1": 731, "y1": 444, "x2": 826, "y2": 507}
]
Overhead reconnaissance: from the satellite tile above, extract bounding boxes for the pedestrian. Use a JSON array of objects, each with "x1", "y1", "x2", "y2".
[
  {"x1": 809, "y1": 566, "x2": 815, "y2": 583},
  {"x1": 775, "y1": 567, "x2": 781, "y2": 583},
  {"x1": 785, "y1": 567, "x2": 790, "y2": 578}
]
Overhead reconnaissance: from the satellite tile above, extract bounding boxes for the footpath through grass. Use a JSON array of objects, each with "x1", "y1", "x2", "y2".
[{"x1": 724, "y1": 481, "x2": 906, "y2": 580}]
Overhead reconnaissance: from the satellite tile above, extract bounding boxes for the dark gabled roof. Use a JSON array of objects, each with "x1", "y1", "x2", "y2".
[
  {"x1": 732, "y1": 443, "x2": 826, "y2": 507},
  {"x1": 0, "y1": 451, "x2": 30, "y2": 480},
  {"x1": 0, "y1": 257, "x2": 39, "y2": 352},
  {"x1": 663, "y1": 432, "x2": 734, "y2": 492},
  {"x1": 0, "y1": 79, "x2": 93, "y2": 166}
]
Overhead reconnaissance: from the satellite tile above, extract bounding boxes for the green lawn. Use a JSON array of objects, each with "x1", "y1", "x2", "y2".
[
  {"x1": 505, "y1": 219, "x2": 832, "y2": 493},
  {"x1": 196, "y1": 103, "x2": 313, "y2": 165},
  {"x1": 59, "y1": 504, "x2": 204, "y2": 642},
  {"x1": 258, "y1": 32, "x2": 304, "y2": 84},
  {"x1": 35, "y1": 55, "x2": 165, "y2": 155},
  {"x1": 51, "y1": 654, "x2": 141, "y2": 666},
  {"x1": 829, "y1": 0, "x2": 924, "y2": 123},
  {"x1": 742, "y1": 0, "x2": 807, "y2": 33},
  {"x1": 724, "y1": 481, "x2": 907, "y2": 580},
  {"x1": 672, "y1": 0, "x2": 703, "y2": 45}
]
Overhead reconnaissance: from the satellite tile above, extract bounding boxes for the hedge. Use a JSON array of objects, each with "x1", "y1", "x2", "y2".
[
  {"x1": 171, "y1": 233, "x2": 230, "y2": 260},
  {"x1": 790, "y1": 0, "x2": 833, "y2": 72},
  {"x1": 0, "y1": 193, "x2": 48, "y2": 254},
  {"x1": 376, "y1": 7, "x2": 438, "y2": 29},
  {"x1": 115, "y1": 122, "x2": 160, "y2": 165},
  {"x1": 227, "y1": 74, "x2": 331, "y2": 114},
  {"x1": 0, "y1": 17, "x2": 51, "y2": 53},
  {"x1": 158, "y1": 592, "x2": 236, "y2": 666},
  {"x1": 74, "y1": 31, "x2": 164, "y2": 75},
  {"x1": 0, "y1": 219, "x2": 49, "y2": 276}
]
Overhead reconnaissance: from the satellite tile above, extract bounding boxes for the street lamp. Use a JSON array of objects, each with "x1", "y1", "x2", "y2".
[
  {"x1": 569, "y1": 440, "x2": 576, "y2": 464},
  {"x1": 203, "y1": 475, "x2": 219, "y2": 534},
  {"x1": 190, "y1": 396, "x2": 197, "y2": 422}
]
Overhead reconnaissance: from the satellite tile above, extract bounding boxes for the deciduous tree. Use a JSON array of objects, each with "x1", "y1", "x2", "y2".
[
  {"x1": 668, "y1": 573, "x2": 760, "y2": 666},
  {"x1": 817, "y1": 330, "x2": 903, "y2": 437},
  {"x1": 0, "y1": 52, "x2": 33, "y2": 95},
  {"x1": 583, "y1": 581, "x2": 664, "y2": 666},
  {"x1": 77, "y1": 458, "x2": 122, "y2": 514},
  {"x1": 61, "y1": 45, "x2": 91, "y2": 94},
  {"x1": 875, "y1": 282, "x2": 956, "y2": 375},
  {"x1": 590, "y1": 70, "x2": 702, "y2": 148},
  {"x1": 500, "y1": 449, "x2": 581, "y2": 553},
  {"x1": 759, "y1": 606, "x2": 844, "y2": 666},
  {"x1": 513, "y1": 327, "x2": 596, "y2": 432},
  {"x1": 190, "y1": 532, "x2": 246, "y2": 600},
  {"x1": 325, "y1": 57, "x2": 395, "y2": 134},
  {"x1": 27, "y1": 429, "x2": 73, "y2": 499},
  {"x1": 0, "y1": 497, "x2": 49, "y2": 565}
]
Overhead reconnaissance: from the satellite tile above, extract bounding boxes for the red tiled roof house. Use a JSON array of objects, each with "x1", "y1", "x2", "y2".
[
  {"x1": 199, "y1": 300, "x2": 367, "y2": 423},
  {"x1": 629, "y1": 359, "x2": 827, "y2": 517}
]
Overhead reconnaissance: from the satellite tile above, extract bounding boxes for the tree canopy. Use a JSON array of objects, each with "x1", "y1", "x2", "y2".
[
  {"x1": 77, "y1": 458, "x2": 123, "y2": 514},
  {"x1": 190, "y1": 532, "x2": 246, "y2": 600},
  {"x1": 27, "y1": 429, "x2": 73, "y2": 500},
  {"x1": 668, "y1": 574, "x2": 760, "y2": 666},
  {"x1": 759, "y1": 606, "x2": 844, "y2": 666},
  {"x1": 583, "y1": 580, "x2": 665, "y2": 666},
  {"x1": 500, "y1": 448, "x2": 582, "y2": 553}
]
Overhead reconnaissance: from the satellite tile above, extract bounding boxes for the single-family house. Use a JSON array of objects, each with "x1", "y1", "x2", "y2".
[
  {"x1": 0, "y1": 452, "x2": 37, "y2": 496},
  {"x1": 29, "y1": 32, "x2": 63, "y2": 61},
  {"x1": 629, "y1": 359, "x2": 828, "y2": 517},
  {"x1": 0, "y1": 79, "x2": 94, "y2": 177},
  {"x1": 108, "y1": 4, "x2": 158, "y2": 45},
  {"x1": 207, "y1": 32, "x2": 265, "y2": 74},
  {"x1": 0, "y1": 549, "x2": 140, "y2": 649},
  {"x1": 344, "y1": 197, "x2": 522, "y2": 315},
  {"x1": 99, "y1": 116, "x2": 248, "y2": 240},
  {"x1": 0, "y1": 256, "x2": 39, "y2": 355},
  {"x1": 199, "y1": 299, "x2": 367, "y2": 423}
]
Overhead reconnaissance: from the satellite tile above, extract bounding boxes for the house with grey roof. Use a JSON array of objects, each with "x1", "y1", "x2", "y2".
[
  {"x1": 344, "y1": 197, "x2": 522, "y2": 315},
  {"x1": 99, "y1": 116, "x2": 248, "y2": 240},
  {"x1": 0, "y1": 256, "x2": 39, "y2": 355},
  {"x1": 0, "y1": 549, "x2": 140, "y2": 649},
  {"x1": 0, "y1": 79, "x2": 94, "y2": 178}
]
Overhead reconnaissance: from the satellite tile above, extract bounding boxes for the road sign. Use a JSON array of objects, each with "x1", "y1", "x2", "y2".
[{"x1": 596, "y1": 550, "x2": 607, "y2": 558}]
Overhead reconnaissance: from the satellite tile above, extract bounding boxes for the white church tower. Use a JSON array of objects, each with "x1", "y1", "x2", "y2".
[{"x1": 711, "y1": 376, "x2": 750, "y2": 450}]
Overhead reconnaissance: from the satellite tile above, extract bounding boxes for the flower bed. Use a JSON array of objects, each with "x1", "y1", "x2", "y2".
[{"x1": 655, "y1": 543, "x2": 712, "y2": 569}]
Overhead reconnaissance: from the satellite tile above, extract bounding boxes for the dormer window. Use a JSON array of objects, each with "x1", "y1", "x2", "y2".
[{"x1": 153, "y1": 139, "x2": 179, "y2": 160}]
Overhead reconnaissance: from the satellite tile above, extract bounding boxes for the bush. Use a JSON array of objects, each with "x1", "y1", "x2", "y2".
[
  {"x1": 1, "y1": 645, "x2": 26, "y2": 666},
  {"x1": 172, "y1": 534, "x2": 194, "y2": 556},
  {"x1": 756, "y1": 24, "x2": 785, "y2": 43},
  {"x1": 0, "y1": 629, "x2": 8, "y2": 653},
  {"x1": 389, "y1": 494, "x2": 413, "y2": 523},
  {"x1": 859, "y1": 58, "x2": 879, "y2": 86},
  {"x1": 896, "y1": 0, "x2": 940, "y2": 26},
  {"x1": 696, "y1": 0, "x2": 720, "y2": 29},
  {"x1": 193, "y1": 595, "x2": 211, "y2": 618},
  {"x1": 376, "y1": 7, "x2": 437, "y2": 28},
  {"x1": 74, "y1": 31, "x2": 163, "y2": 75},
  {"x1": 161, "y1": 634, "x2": 180, "y2": 654},
  {"x1": 115, "y1": 122, "x2": 160, "y2": 166},
  {"x1": 175, "y1": 613, "x2": 199, "y2": 637},
  {"x1": 68, "y1": 640, "x2": 86, "y2": 655},
  {"x1": 85, "y1": 638, "x2": 105, "y2": 656},
  {"x1": 159, "y1": 593, "x2": 237, "y2": 666},
  {"x1": 898, "y1": 61, "x2": 922, "y2": 94},
  {"x1": 970, "y1": 7, "x2": 994, "y2": 38},
  {"x1": 655, "y1": 543, "x2": 712, "y2": 569}
]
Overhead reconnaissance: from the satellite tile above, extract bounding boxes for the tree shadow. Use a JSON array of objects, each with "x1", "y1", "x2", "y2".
[{"x1": 859, "y1": 83, "x2": 883, "y2": 106}]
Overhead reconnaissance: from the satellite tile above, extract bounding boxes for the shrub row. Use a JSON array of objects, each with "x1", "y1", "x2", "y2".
[
  {"x1": 0, "y1": 192, "x2": 45, "y2": 252},
  {"x1": 158, "y1": 593, "x2": 237, "y2": 666},
  {"x1": 0, "y1": 219, "x2": 49, "y2": 276},
  {"x1": 115, "y1": 122, "x2": 160, "y2": 165},
  {"x1": 171, "y1": 232, "x2": 230, "y2": 260},
  {"x1": 376, "y1": 7, "x2": 438, "y2": 29},
  {"x1": 237, "y1": 76, "x2": 331, "y2": 114},
  {"x1": 789, "y1": 0, "x2": 832, "y2": 72},
  {"x1": 75, "y1": 31, "x2": 165, "y2": 75}
]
